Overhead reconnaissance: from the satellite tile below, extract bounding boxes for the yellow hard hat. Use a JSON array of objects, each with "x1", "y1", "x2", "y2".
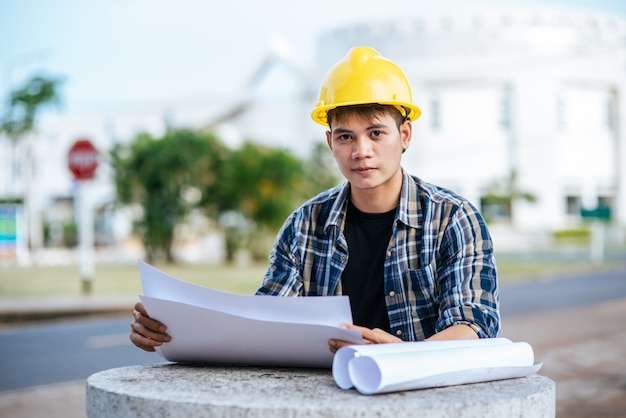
[{"x1": 311, "y1": 46, "x2": 421, "y2": 127}]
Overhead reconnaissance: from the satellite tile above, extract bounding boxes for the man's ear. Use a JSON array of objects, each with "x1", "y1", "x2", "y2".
[
  {"x1": 400, "y1": 121, "x2": 412, "y2": 152},
  {"x1": 326, "y1": 130, "x2": 333, "y2": 151}
]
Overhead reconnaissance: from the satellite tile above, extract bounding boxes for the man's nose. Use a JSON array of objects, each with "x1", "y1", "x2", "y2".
[{"x1": 352, "y1": 136, "x2": 373, "y2": 159}]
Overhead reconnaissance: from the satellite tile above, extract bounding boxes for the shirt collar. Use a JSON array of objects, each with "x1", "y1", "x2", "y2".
[
  {"x1": 325, "y1": 181, "x2": 350, "y2": 232},
  {"x1": 397, "y1": 169, "x2": 423, "y2": 229},
  {"x1": 325, "y1": 169, "x2": 423, "y2": 232}
]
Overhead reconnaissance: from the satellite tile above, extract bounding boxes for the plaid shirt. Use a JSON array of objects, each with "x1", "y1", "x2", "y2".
[{"x1": 256, "y1": 170, "x2": 500, "y2": 340}]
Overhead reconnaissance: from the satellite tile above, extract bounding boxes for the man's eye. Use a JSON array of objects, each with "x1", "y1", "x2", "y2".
[
  {"x1": 371, "y1": 130, "x2": 382, "y2": 137},
  {"x1": 338, "y1": 134, "x2": 351, "y2": 141}
]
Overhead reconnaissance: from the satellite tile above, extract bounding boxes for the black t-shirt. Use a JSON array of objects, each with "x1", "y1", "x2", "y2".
[{"x1": 341, "y1": 201, "x2": 395, "y2": 332}]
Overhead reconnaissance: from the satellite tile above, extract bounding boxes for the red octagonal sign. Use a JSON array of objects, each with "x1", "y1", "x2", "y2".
[{"x1": 68, "y1": 139, "x2": 99, "y2": 180}]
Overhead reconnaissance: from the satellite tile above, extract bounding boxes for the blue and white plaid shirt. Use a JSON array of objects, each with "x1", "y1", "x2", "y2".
[{"x1": 256, "y1": 170, "x2": 500, "y2": 340}]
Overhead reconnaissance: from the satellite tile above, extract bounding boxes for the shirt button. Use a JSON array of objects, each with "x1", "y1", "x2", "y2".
[
  {"x1": 386, "y1": 251, "x2": 392, "y2": 257},
  {"x1": 396, "y1": 330, "x2": 402, "y2": 336},
  {"x1": 341, "y1": 256, "x2": 346, "y2": 261},
  {"x1": 388, "y1": 291, "x2": 396, "y2": 297}
]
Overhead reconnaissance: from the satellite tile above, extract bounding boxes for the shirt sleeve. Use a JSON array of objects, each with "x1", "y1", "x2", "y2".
[
  {"x1": 255, "y1": 212, "x2": 303, "y2": 297},
  {"x1": 434, "y1": 202, "x2": 501, "y2": 338}
]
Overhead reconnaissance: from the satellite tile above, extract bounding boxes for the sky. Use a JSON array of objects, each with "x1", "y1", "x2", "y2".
[{"x1": 1, "y1": 0, "x2": 626, "y2": 117}]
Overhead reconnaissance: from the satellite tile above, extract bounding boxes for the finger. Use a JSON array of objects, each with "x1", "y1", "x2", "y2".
[
  {"x1": 363, "y1": 328, "x2": 403, "y2": 344},
  {"x1": 340, "y1": 324, "x2": 379, "y2": 343},
  {"x1": 360, "y1": 328, "x2": 382, "y2": 343},
  {"x1": 129, "y1": 330, "x2": 158, "y2": 352},
  {"x1": 328, "y1": 339, "x2": 347, "y2": 353},
  {"x1": 134, "y1": 301, "x2": 149, "y2": 316},
  {"x1": 129, "y1": 320, "x2": 172, "y2": 352},
  {"x1": 342, "y1": 324, "x2": 369, "y2": 332},
  {"x1": 328, "y1": 337, "x2": 363, "y2": 354},
  {"x1": 130, "y1": 319, "x2": 171, "y2": 343},
  {"x1": 133, "y1": 308, "x2": 168, "y2": 334},
  {"x1": 134, "y1": 302, "x2": 167, "y2": 332}
]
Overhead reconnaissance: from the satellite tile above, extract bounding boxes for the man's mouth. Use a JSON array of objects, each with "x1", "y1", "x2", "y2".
[{"x1": 353, "y1": 167, "x2": 376, "y2": 174}]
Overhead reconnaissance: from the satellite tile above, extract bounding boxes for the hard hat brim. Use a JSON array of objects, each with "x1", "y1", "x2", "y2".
[{"x1": 311, "y1": 101, "x2": 422, "y2": 127}]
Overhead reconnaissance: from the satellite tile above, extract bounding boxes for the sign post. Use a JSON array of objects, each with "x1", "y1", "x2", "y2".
[{"x1": 68, "y1": 139, "x2": 99, "y2": 294}]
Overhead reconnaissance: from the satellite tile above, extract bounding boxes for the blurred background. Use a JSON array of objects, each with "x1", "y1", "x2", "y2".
[
  {"x1": 1, "y1": 0, "x2": 625, "y2": 267},
  {"x1": 1, "y1": 2, "x2": 626, "y2": 416}
]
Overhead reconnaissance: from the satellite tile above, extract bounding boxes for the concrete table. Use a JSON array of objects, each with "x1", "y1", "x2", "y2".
[{"x1": 87, "y1": 363, "x2": 555, "y2": 417}]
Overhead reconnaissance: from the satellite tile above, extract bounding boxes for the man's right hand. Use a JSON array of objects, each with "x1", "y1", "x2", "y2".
[{"x1": 129, "y1": 301, "x2": 171, "y2": 352}]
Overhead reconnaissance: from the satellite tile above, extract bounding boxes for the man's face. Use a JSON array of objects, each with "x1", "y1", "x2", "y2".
[{"x1": 326, "y1": 111, "x2": 411, "y2": 193}]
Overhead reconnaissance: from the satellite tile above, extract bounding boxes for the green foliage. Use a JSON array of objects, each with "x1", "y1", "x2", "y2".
[
  {"x1": 216, "y1": 140, "x2": 341, "y2": 261},
  {"x1": 216, "y1": 142, "x2": 306, "y2": 260},
  {"x1": 221, "y1": 142, "x2": 306, "y2": 227},
  {"x1": 553, "y1": 228, "x2": 590, "y2": 245},
  {"x1": 43, "y1": 219, "x2": 77, "y2": 247},
  {"x1": 110, "y1": 129, "x2": 228, "y2": 262},
  {"x1": 0, "y1": 75, "x2": 65, "y2": 250},
  {"x1": 0, "y1": 75, "x2": 64, "y2": 141},
  {"x1": 109, "y1": 129, "x2": 341, "y2": 263}
]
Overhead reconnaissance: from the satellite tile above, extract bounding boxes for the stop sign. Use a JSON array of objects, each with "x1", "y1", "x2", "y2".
[{"x1": 68, "y1": 139, "x2": 99, "y2": 180}]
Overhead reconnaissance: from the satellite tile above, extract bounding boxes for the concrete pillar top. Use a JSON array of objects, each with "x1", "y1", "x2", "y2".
[{"x1": 87, "y1": 363, "x2": 555, "y2": 418}]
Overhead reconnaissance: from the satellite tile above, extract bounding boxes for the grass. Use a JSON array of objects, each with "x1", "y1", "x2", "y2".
[
  {"x1": 0, "y1": 263, "x2": 267, "y2": 297},
  {"x1": 0, "y1": 257, "x2": 620, "y2": 298}
]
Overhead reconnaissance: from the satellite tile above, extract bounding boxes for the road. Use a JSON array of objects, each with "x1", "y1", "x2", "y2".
[
  {"x1": 499, "y1": 269, "x2": 626, "y2": 316},
  {"x1": 0, "y1": 316, "x2": 157, "y2": 391},
  {"x1": 0, "y1": 269, "x2": 624, "y2": 392}
]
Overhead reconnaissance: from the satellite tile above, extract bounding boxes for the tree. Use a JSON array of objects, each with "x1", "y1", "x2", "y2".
[
  {"x1": 110, "y1": 128, "x2": 228, "y2": 263},
  {"x1": 110, "y1": 128, "x2": 340, "y2": 264},
  {"x1": 216, "y1": 142, "x2": 309, "y2": 260},
  {"x1": 214, "y1": 141, "x2": 341, "y2": 262},
  {"x1": 0, "y1": 75, "x2": 64, "y2": 252},
  {"x1": 1, "y1": 75, "x2": 64, "y2": 141}
]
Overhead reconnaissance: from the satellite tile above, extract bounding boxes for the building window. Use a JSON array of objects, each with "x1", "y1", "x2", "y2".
[
  {"x1": 565, "y1": 195, "x2": 581, "y2": 216},
  {"x1": 607, "y1": 98, "x2": 616, "y2": 132},
  {"x1": 480, "y1": 196, "x2": 511, "y2": 223},
  {"x1": 597, "y1": 195, "x2": 613, "y2": 208},
  {"x1": 431, "y1": 98, "x2": 440, "y2": 130}
]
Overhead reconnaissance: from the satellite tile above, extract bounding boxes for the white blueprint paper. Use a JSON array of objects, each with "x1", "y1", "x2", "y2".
[
  {"x1": 140, "y1": 261, "x2": 354, "y2": 326},
  {"x1": 139, "y1": 261, "x2": 362, "y2": 368},
  {"x1": 332, "y1": 338, "x2": 514, "y2": 389},
  {"x1": 333, "y1": 338, "x2": 542, "y2": 395}
]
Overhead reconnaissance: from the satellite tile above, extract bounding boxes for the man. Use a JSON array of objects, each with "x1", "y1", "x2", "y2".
[{"x1": 130, "y1": 46, "x2": 500, "y2": 354}]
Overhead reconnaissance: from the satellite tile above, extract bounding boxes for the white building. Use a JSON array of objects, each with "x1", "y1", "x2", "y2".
[{"x1": 315, "y1": 7, "x2": 626, "y2": 247}]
